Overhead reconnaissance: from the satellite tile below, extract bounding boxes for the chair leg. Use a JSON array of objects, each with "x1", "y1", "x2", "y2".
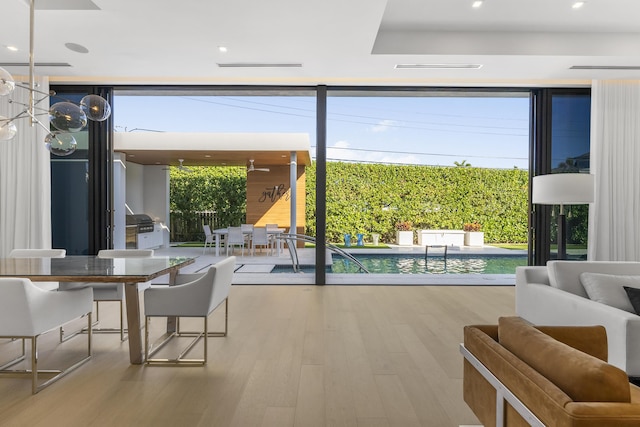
[
  {"x1": 119, "y1": 300, "x2": 125, "y2": 341},
  {"x1": 145, "y1": 299, "x2": 228, "y2": 365},
  {"x1": 31, "y1": 337, "x2": 37, "y2": 394},
  {"x1": 204, "y1": 317, "x2": 208, "y2": 363},
  {"x1": 1, "y1": 313, "x2": 92, "y2": 394},
  {"x1": 0, "y1": 339, "x2": 26, "y2": 370},
  {"x1": 60, "y1": 301, "x2": 126, "y2": 342}
]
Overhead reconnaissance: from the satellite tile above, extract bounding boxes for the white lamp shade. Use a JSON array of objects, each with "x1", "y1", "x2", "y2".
[{"x1": 532, "y1": 173, "x2": 595, "y2": 205}]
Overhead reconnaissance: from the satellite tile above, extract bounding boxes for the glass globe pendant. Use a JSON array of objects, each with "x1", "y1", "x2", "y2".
[
  {"x1": 45, "y1": 132, "x2": 77, "y2": 156},
  {"x1": 0, "y1": 116, "x2": 17, "y2": 141},
  {"x1": 0, "y1": 67, "x2": 15, "y2": 96},
  {"x1": 80, "y1": 94, "x2": 111, "y2": 121},
  {"x1": 49, "y1": 102, "x2": 87, "y2": 132}
]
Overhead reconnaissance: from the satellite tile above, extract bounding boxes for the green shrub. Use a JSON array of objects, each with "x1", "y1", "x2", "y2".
[{"x1": 170, "y1": 162, "x2": 536, "y2": 244}]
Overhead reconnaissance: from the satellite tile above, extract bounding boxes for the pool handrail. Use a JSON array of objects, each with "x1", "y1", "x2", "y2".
[{"x1": 273, "y1": 233, "x2": 370, "y2": 274}]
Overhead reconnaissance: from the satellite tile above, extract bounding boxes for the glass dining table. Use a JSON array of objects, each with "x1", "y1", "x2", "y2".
[{"x1": 0, "y1": 255, "x2": 195, "y2": 364}]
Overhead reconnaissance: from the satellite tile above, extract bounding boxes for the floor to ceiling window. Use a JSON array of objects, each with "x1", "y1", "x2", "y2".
[
  {"x1": 323, "y1": 89, "x2": 531, "y2": 283},
  {"x1": 113, "y1": 88, "x2": 316, "y2": 267},
  {"x1": 531, "y1": 89, "x2": 591, "y2": 264},
  {"x1": 59, "y1": 85, "x2": 591, "y2": 283},
  {"x1": 50, "y1": 87, "x2": 112, "y2": 256}
]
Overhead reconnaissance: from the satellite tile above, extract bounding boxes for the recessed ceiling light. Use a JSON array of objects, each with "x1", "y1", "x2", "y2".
[
  {"x1": 395, "y1": 63, "x2": 483, "y2": 69},
  {"x1": 572, "y1": 1, "x2": 585, "y2": 9},
  {"x1": 65, "y1": 42, "x2": 89, "y2": 54},
  {"x1": 472, "y1": 1, "x2": 483, "y2": 8},
  {"x1": 6, "y1": 46, "x2": 18, "y2": 52},
  {"x1": 218, "y1": 46, "x2": 228, "y2": 53}
]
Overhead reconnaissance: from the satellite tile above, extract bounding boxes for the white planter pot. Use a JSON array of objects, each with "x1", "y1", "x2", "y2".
[
  {"x1": 464, "y1": 231, "x2": 484, "y2": 247},
  {"x1": 396, "y1": 230, "x2": 414, "y2": 246},
  {"x1": 371, "y1": 233, "x2": 380, "y2": 246}
]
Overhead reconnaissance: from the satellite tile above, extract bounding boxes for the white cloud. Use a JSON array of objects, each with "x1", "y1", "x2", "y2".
[
  {"x1": 332, "y1": 140, "x2": 350, "y2": 148},
  {"x1": 327, "y1": 140, "x2": 423, "y2": 165},
  {"x1": 371, "y1": 119, "x2": 396, "y2": 133}
]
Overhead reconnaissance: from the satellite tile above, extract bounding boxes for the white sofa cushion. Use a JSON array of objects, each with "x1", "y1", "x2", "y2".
[
  {"x1": 547, "y1": 261, "x2": 640, "y2": 298},
  {"x1": 580, "y1": 272, "x2": 640, "y2": 313}
]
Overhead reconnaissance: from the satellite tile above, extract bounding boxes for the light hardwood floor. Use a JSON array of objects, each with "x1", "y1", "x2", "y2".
[{"x1": 0, "y1": 285, "x2": 515, "y2": 426}]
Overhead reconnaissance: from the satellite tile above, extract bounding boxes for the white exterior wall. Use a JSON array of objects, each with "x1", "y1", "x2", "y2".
[
  {"x1": 112, "y1": 153, "x2": 127, "y2": 249},
  {"x1": 143, "y1": 166, "x2": 170, "y2": 248},
  {"x1": 122, "y1": 161, "x2": 170, "y2": 249}
]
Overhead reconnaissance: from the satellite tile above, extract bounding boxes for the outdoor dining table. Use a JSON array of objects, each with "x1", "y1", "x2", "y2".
[
  {"x1": 212, "y1": 227, "x2": 285, "y2": 256},
  {"x1": 0, "y1": 255, "x2": 195, "y2": 364}
]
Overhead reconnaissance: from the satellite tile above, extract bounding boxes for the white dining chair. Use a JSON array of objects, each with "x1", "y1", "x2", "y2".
[
  {"x1": 59, "y1": 249, "x2": 154, "y2": 342},
  {"x1": 0, "y1": 277, "x2": 93, "y2": 394},
  {"x1": 226, "y1": 226, "x2": 246, "y2": 256},
  {"x1": 265, "y1": 224, "x2": 281, "y2": 254},
  {"x1": 251, "y1": 226, "x2": 271, "y2": 255},
  {"x1": 143, "y1": 256, "x2": 235, "y2": 365},
  {"x1": 203, "y1": 225, "x2": 215, "y2": 254},
  {"x1": 9, "y1": 249, "x2": 66, "y2": 291}
]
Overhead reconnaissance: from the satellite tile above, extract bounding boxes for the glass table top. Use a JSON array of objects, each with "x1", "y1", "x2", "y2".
[{"x1": 0, "y1": 256, "x2": 194, "y2": 282}]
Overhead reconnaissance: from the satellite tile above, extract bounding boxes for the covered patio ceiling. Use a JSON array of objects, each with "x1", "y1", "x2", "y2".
[{"x1": 113, "y1": 132, "x2": 312, "y2": 167}]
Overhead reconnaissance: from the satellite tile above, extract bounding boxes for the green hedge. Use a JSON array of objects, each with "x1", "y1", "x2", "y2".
[
  {"x1": 170, "y1": 166, "x2": 247, "y2": 231},
  {"x1": 305, "y1": 162, "x2": 529, "y2": 243},
  {"x1": 169, "y1": 162, "x2": 531, "y2": 244}
]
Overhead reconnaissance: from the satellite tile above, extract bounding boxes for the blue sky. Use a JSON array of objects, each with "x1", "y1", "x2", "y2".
[{"x1": 113, "y1": 93, "x2": 530, "y2": 169}]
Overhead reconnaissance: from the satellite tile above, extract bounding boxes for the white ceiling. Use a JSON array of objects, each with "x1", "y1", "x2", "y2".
[{"x1": 1, "y1": 0, "x2": 640, "y2": 87}]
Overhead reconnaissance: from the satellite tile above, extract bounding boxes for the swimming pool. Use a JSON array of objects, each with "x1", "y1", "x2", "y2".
[{"x1": 272, "y1": 253, "x2": 528, "y2": 274}]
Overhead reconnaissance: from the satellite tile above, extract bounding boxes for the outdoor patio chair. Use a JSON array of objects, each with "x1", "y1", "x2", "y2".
[
  {"x1": 203, "y1": 225, "x2": 215, "y2": 254},
  {"x1": 251, "y1": 226, "x2": 271, "y2": 255},
  {"x1": 226, "y1": 226, "x2": 247, "y2": 256}
]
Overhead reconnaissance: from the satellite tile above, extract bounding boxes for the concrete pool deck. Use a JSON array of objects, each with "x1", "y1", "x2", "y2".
[{"x1": 154, "y1": 244, "x2": 526, "y2": 286}]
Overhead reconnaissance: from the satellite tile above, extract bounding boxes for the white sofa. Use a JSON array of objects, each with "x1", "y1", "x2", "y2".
[{"x1": 516, "y1": 260, "x2": 640, "y2": 377}]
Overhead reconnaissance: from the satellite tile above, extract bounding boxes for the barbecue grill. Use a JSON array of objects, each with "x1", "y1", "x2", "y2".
[{"x1": 126, "y1": 214, "x2": 155, "y2": 234}]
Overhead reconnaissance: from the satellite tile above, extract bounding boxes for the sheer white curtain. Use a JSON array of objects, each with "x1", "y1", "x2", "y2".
[
  {"x1": 0, "y1": 76, "x2": 51, "y2": 257},
  {"x1": 588, "y1": 80, "x2": 640, "y2": 261}
]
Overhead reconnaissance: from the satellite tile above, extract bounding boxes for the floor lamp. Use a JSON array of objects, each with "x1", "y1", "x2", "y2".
[{"x1": 532, "y1": 173, "x2": 595, "y2": 260}]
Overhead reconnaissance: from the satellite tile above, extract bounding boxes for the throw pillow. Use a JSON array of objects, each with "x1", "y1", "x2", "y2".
[
  {"x1": 579, "y1": 272, "x2": 640, "y2": 313},
  {"x1": 624, "y1": 286, "x2": 640, "y2": 314}
]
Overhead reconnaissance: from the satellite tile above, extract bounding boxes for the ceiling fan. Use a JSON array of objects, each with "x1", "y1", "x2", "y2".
[{"x1": 247, "y1": 159, "x2": 270, "y2": 172}]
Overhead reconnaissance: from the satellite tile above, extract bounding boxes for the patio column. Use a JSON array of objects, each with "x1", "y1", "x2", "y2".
[{"x1": 290, "y1": 151, "x2": 297, "y2": 236}]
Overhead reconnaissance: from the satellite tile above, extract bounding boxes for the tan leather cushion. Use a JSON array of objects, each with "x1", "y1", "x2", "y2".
[{"x1": 498, "y1": 316, "x2": 631, "y2": 403}]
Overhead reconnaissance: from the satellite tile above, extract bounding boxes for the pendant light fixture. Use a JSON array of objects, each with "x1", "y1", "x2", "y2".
[{"x1": 0, "y1": 0, "x2": 111, "y2": 156}]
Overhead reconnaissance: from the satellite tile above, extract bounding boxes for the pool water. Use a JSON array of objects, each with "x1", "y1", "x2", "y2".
[{"x1": 273, "y1": 254, "x2": 527, "y2": 274}]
